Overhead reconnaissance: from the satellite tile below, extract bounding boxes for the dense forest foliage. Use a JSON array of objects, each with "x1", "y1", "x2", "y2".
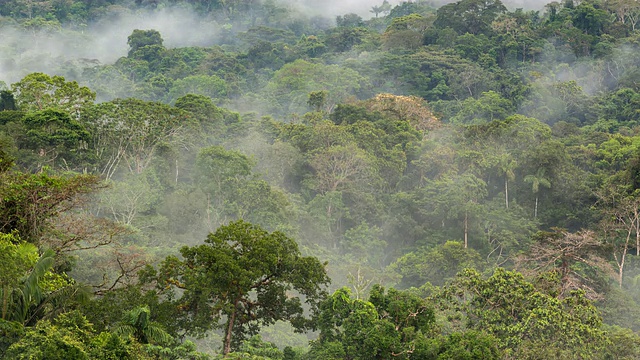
[{"x1": 4, "y1": 0, "x2": 640, "y2": 358}]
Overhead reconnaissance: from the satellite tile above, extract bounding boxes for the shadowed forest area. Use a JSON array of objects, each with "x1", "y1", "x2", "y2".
[{"x1": 3, "y1": 0, "x2": 640, "y2": 358}]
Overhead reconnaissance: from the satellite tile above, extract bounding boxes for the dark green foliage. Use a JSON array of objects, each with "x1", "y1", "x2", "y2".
[
  {"x1": 336, "y1": 13, "x2": 364, "y2": 28},
  {"x1": 434, "y1": 0, "x2": 507, "y2": 35},
  {"x1": 307, "y1": 91, "x2": 327, "y2": 112},
  {"x1": 0, "y1": 136, "x2": 15, "y2": 173},
  {"x1": 128, "y1": 29, "x2": 164, "y2": 58},
  {"x1": 156, "y1": 220, "x2": 329, "y2": 354},
  {"x1": 113, "y1": 306, "x2": 172, "y2": 345},
  {"x1": 310, "y1": 285, "x2": 501, "y2": 360},
  {"x1": 19, "y1": 109, "x2": 91, "y2": 170},
  {"x1": 0, "y1": 111, "x2": 25, "y2": 126},
  {"x1": 0, "y1": 91, "x2": 17, "y2": 111}
]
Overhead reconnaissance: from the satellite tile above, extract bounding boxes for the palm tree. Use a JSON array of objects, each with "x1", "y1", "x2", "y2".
[
  {"x1": 524, "y1": 167, "x2": 551, "y2": 218},
  {"x1": 2, "y1": 246, "x2": 54, "y2": 325},
  {"x1": 114, "y1": 305, "x2": 172, "y2": 345},
  {"x1": 498, "y1": 153, "x2": 517, "y2": 210},
  {"x1": 2, "y1": 243, "x2": 89, "y2": 327}
]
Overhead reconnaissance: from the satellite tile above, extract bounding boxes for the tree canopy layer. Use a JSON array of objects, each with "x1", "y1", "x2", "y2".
[{"x1": 2, "y1": 0, "x2": 640, "y2": 358}]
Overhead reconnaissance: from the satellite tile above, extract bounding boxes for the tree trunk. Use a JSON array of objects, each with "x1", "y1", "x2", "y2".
[
  {"x1": 634, "y1": 208, "x2": 640, "y2": 256},
  {"x1": 534, "y1": 196, "x2": 538, "y2": 218},
  {"x1": 223, "y1": 299, "x2": 239, "y2": 355},
  {"x1": 619, "y1": 253, "x2": 625, "y2": 288},
  {"x1": 618, "y1": 228, "x2": 632, "y2": 288},
  {"x1": 464, "y1": 210, "x2": 468, "y2": 249},
  {"x1": 505, "y1": 177, "x2": 509, "y2": 209}
]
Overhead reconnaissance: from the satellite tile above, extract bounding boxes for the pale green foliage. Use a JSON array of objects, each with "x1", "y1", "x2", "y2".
[
  {"x1": 309, "y1": 286, "x2": 479, "y2": 360},
  {"x1": 308, "y1": 143, "x2": 376, "y2": 194},
  {"x1": 11, "y1": 73, "x2": 95, "y2": 115},
  {"x1": 448, "y1": 91, "x2": 514, "y2": 124},
  {"x1": 342, "y1": 222, "x2": 386, "y2": 268},
  {"x1": 99, "y1": 171, "x2": 164, "y2": 227},
  {"x1": 6, "y1": 311, "x2": 151, "y2": 360},
  {"x1": 262, "y1": 60, "x2": 368, "y2": 115},
  {"x1": 0, "y1": 233, "x2": 38, "y2": 322},
  {"x1": 390, "y1": 240, "x2": 482, "y2": 287},
  {"x1": 304, "y1": 191, "x2": 349, "y2": 249},
  {"x1": 441, "y1": 268, "x2": 608, "y2": 359},
  {"x1": 168, "y1": 75, "x2": 228, "y2": 104},
  {"x1": 85, "y1": 98, "x2": 196, "y2": 178},
  {"x1": 221, "y1": 335, "x2": 284, "y2": 360}
]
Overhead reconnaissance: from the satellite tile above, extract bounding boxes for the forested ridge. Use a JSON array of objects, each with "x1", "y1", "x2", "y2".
[{"x1": 3, "y1": 0, "x2": 640, "y2": 358}]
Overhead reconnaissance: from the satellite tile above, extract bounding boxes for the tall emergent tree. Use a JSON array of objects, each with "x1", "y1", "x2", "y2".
[{"x1": 155, "y1": 220, "x2": 329, "y2": 355}]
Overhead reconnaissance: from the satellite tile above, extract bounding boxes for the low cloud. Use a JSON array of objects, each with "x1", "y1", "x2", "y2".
[{"x1": 0, "y1": 7, "x2": 222, "y2": 84}]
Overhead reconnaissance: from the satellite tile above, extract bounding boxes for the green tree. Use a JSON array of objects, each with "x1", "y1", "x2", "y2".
[
  {"x1": 429, "y1": 331, "x2": 501, "y2": 360},
  {"x1": 0, "y1": 170, "x2": 100, "y2": 242},
  {"x1": 0, "y1": 90, "x2": 17, "y2": 111},
  {"x1": 572, "y1": 1, "x2": 611, "y2": 36},
  {"x1": 310, "y1": 286, "x2": 436, "y2": 360},
  {"x1": 99, "y1": 171, "x2": 163, "y2": 227},
  {"x1": 194, "y1": 145, "x2": 254, "y2": 229},
  {"x1": 434, "y1": 0, "x2": 507, "y2": 35},
  {"x1": 448, "y1": 91, "x2": 514, "y2": 125},
  {"x1": 607, "y1": 0, "x2": 640, "y2": 31},
  {"x1": 5, "y1": 311, "x2": 150, "y2": 360},
  {"x1": 223, "y1": 335, "x2": 284, "y2": 360},
  {"x1": 308, "y1": 143, "x2": 376, "y2": 194},
  {"x1": 155, "y1": 220, "x2": 329, "y2": 355},
  {"x1": 304, "y1": 191, "x2": 349, "y2": 250},
  {"x1": 307, "y1": 91, "x2": 327, "y2": 112},
  {"x1": 231, "y1": 179, "x2": 292, "y2": 231},
  {"x1": 497, "y1": 152, "x2": 517, "y2": 210},
  {"x1": 114, "y1": 305, "x2": 172, "y2": 345},
  {"x1": 263, "y1": 60, "x2": 368, "y2": 115},
  {"x1": 11, "y1": 73, "x2": 95, "y2": 115},
  {"x1": 19, "y1": 108, "x2": 91, "y2": 171},
  {"x1": 0, "y1": 242, "x2": 78, "y2": 330},
  {"x1": 524, "y1": 167, "x2": 551, "y2": 218},
  {"x1": 84, "y1": 98, "x2": 196, "y2": 178},
  {"x1": 167, "y1": 75, "x2": 228, "y2": 104},
  {"x1": 336, "y1": 13, "x2": 364, "y2": 28},
  {"x1": 127, "y1": 29, "x2": 164, "y2": 57},
  {"x1": 389, "y1": 241, "x2": 482, "y2": 288},
  {"x1": 441, "y1": 268, "x2": 608, "y2": 359},
  {"x1": 382, "y1": 14, "x2": 432, "y2": 51},
  {"x1": 0, "y1": 233, "x2": 38, "y2": 323}
]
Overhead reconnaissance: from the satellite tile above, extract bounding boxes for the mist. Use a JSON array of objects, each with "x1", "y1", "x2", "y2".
[
  {"x1": 278, "y1": 0, "x2": 403, "y2": 18},
  {"x1": 0, "y1": 7, "x2": 222, "y2": 84}
]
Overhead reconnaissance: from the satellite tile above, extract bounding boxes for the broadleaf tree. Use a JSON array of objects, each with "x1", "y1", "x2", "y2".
[{"x1": 154, "y1": 220, "x2": 329, "y2": 355}]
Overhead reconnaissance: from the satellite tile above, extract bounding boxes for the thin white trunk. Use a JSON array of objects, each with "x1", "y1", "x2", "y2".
[
  {"x1": 505, "y1": 178, "x2": 509, "y2": 209},
  {"x1": 636, "y1": 210, "x2": 639, "y2": 256},
  {"x1": 464, "y1": 210, "x2": 468, "y2": 249}
]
